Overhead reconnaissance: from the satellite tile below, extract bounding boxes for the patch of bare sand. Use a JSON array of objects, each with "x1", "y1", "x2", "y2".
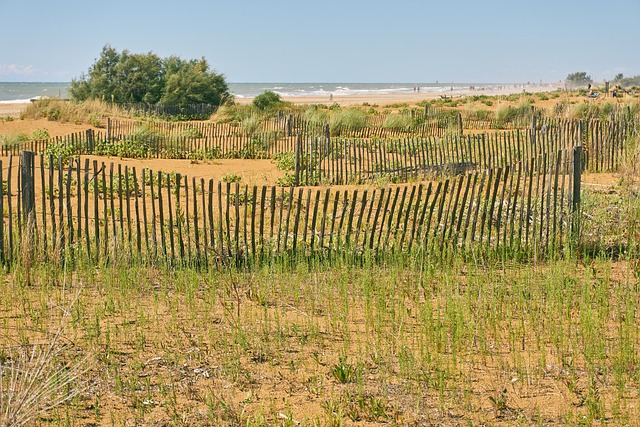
[
  {"x1": 0, "y1": 116, "x2": 101, "y2": 138},
  {"x1": 0, "y1": 102, "x2": 29, "y2": 117},
  {"x1": 77, "y1": 156, "x2": 287, "y2": 187},
  {"x1": 581, "y1": 172, "x2": 620, "y2": 187}
]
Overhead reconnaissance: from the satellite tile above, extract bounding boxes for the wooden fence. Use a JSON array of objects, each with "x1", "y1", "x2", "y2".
[
  {"x1": 293, "y1": 119, "x2": 632, "y2": 185},
  {"x1": 8, "y1": 149, "x2": 581, "y2": 268},
  {"x1": 2, "y1": 117, "x2": 634, "y2": 185}
]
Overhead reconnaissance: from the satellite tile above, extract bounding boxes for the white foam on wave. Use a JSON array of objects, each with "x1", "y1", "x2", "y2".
[
  {"x1": 272, "y1": 86, "x2": 423, "y2": 97},
  {"x1": 0, "y1": 98, "x2": 33, "y2": 104}
]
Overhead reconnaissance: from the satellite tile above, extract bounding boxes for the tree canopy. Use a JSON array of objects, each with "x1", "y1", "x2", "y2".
[
  {"x1": 612, "y1": 73, "x2": 640, "y2": 88},
  {"x1": 70, "y1": 45, "x2": 231, "y2": 106},
  {"x1": 565, "y1": 72, "x2": 593, "y2": 89}
]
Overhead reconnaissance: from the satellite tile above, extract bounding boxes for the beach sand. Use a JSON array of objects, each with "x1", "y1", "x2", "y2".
[
  {"x1": 0, "y1": 84, "x2": 563, "y2": 117},
  {"x1": 0, "y1": 102, "x2": 29, "y2": 116},
  {"x1": 236, "y1": 84, "x2": 563, "y2": 106}
]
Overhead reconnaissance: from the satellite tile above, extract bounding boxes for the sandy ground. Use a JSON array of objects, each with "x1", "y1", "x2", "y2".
[
  {"x1": 0, "y1": 102, "x2": 29, "y2": 116},
  {"x1": 237, "y1": 84, "x2": 563, "y2": 106},
  {"x1": 82, "y1": 155, "x2": 286, "y2": 187}
]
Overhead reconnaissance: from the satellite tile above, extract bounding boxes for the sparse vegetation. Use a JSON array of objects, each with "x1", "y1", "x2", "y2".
[
  {"x1": 3, "y1": 88, "x2": 640, "y2": 426},
  {"x1": 221, "y1": 172, "x2": 242, "y2": 183}
]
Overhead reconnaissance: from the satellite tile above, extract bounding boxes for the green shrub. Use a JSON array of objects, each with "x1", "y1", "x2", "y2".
[
  {"x1": 273, "y1": 152, "x2": 295, "y2": 171},
  {"x1": 252, "y1": 91, "x2": 283, "y2": 110},
  {"x1": 44, "y1": 141, "x2": 78, "y2": 166},
  {"x1": 94, "y1": 138, "x2": 151, "y2": 158},
  {"x1": 188, "y1": 147, "x2": 222, "y2": 160},
  {"x1": 276, "y1": 172, "x2": 296, "y2": 187},
  {"x1": 30, "y1": 129, "x2": 51, "y2": 140}
]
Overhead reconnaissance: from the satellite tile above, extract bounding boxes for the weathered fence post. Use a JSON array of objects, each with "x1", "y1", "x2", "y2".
[
  {"x1": 20, "y1": 151, "x2": 35, "y2": 223},
  {"x1": 86, "y1": 129, "x2": 95, "y2": 153},
  {"x1": 20, "y1": 151, "x2": 35, "y2": 257},
  {"x1": 424, "y1": 104, "x2": 429, "y2": 118},
  {"x1": 457, "y1": 112, "x2": 463, "y2": 136},
  {"x1": 571, "y1": 145, "x2": 582, "y2": 247},
  {"x1": 294, "y1": 135, "x2": 302, "y2": 186},
  {"x1": 107, "y1": 117, "x2": 111, "y2": 142},
  {"x1": 530, "y1": 106, "x2": 537, "y2": 146}
]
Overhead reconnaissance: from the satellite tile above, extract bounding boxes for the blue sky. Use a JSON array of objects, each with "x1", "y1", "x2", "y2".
[{"x1": 1, "y1": 0, "x2": 638, "y2": 83}]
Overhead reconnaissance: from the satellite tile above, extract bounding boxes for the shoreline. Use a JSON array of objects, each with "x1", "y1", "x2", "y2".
[
  {"x1": 0, "y1": 103, "x2": 29, "y2": 116},
  {"x1": 236, "y1": 84, "x2": 562, "y2": 106},
  {"x1": 0, "y1": 84, "x2": 564, "y2": 116}
]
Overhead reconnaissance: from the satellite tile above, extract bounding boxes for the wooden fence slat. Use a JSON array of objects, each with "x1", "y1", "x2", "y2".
[
  {"x1": 132, "y1": 167, "x2": 142, "y2": 259},
  {"x1": 291, "y1": 188, "x2": 303, "y2": 253}
]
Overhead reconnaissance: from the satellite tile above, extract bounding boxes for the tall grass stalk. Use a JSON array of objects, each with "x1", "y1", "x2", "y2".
[{"x1": 0, "y1": 286, "x2": 88, "y2": 427}]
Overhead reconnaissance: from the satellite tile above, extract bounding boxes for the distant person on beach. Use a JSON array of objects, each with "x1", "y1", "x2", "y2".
[{"x1": 329, "y1": 94, "x2": 333, "y2": 101}]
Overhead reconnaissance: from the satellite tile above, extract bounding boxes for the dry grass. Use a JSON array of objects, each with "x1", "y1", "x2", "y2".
[
  {"x1": 1, "y1": 287, "x2": 88, "y2": 427},
  {"x1": 20, "y1": 99, "x2": 123, "y2": 128}
]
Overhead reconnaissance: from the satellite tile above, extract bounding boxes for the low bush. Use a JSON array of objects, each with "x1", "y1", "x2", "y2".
[{"x1": 252, "y1": 91, "x2": 283, "y2": 111}]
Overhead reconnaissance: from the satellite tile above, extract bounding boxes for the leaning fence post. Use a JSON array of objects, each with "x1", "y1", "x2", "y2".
[{"x1": 571, "y1": 146, "x2": 582, "y2": 248}]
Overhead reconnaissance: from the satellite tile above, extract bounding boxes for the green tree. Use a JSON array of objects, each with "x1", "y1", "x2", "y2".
[
  {"x1": 611, "y1": 73, "x2": 640, "y2": 87},
  {"x1": 565, "y1": 71, "x2": 593, "y2": 88},
  {"x1": 71, "y1": 45, "x2": 121, "y2": 101},
  {"x1": 70, "y1": 45, "x2": 230, "y2": 106},
  {"x1": 160, "y1": 58, "x2": 229, "y2": 106},
  {"x1": 115, "y1": 52, "x2": 163, "y2": 103}
]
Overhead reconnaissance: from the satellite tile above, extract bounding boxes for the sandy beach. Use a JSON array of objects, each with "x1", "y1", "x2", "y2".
[
  {"x1": 238, "y1": 84, "x2": 563, "y2": 106},
  {"x1": 0, "y1": 102, "x2": 30, "y2": 116},
  {"x1": 0, "y1": 84, "x2": 562, "y2": 117}
]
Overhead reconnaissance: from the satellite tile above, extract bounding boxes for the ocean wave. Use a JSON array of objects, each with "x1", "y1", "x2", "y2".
[
  {"x1": 0, "y1": 98, "x2": 33, "y2": 104},
  {"x1": 270, "y1": 86, "x2": 442, "y2": 97}
]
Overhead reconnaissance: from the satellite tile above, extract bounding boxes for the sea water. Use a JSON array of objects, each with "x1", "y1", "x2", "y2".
[
  {"x1": 227, "y1": 82, "x2": 506, "y2": 98},
  {"x1": 0, "y1": 82, "x2": 71, "y2": 103},
  {"x1": 0, "y1": 81, "x2": 518, "y2": 103}
]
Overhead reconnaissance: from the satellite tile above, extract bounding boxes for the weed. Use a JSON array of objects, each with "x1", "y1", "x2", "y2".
[
  {"x1": 221, "y1": 173, "x2": 242, "y2": 183},
  {"x1": 331, "y1": 357, "x2": 358, "y2": 384}
]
